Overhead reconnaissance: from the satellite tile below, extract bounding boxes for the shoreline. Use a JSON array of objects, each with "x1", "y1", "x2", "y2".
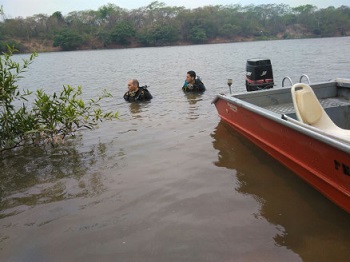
[{"x1": 12, "y1": 34, "x2": 349, "y2": 54}]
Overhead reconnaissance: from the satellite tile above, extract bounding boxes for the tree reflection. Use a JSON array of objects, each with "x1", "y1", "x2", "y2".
[
  {"x1": 0, "y1": 136, "x2": 112, "y2": 219},
  {"x1": 211, "y1": 120, "x2": 350, "y2": 260}
]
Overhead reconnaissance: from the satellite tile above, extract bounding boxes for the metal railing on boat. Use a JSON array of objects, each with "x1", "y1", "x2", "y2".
[
  {"x1": 282, "y1": 74, "x2": 310, "y2": 87},
  {"x1": 299, "y1": 74, "x2": 310, "y2": 84},
  {"x1": 282, "y1": 76, "x2": 293, "y2": 87}
]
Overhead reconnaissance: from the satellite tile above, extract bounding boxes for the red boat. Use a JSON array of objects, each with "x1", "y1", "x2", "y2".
[{"x1": 213, "y1": 78, "x2": 350, "y2": 213}]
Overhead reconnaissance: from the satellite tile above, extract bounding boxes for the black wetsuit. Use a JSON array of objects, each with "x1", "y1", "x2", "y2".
[
  {"x1": 182, "y1": 78, "x2": 206, "y2": 92},
  {"x1": 124, "y1": 86, "x2": 153, "y2": 102}
]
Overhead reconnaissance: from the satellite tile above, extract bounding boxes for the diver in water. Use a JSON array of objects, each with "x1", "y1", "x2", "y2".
[
  {"x1": 124, "y1": 79, "x2": 153, "y2": 102},
  {"x1": 182, "y1": 70, "x2": 206, "y2": 92}
]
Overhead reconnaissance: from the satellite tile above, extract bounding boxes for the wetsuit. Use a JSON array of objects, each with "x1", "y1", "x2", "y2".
[
  {"x1": 124, "y1": 86, "x2": 153, "y2": 102},
  {"x1": 182, "y1": 78, "x2": 206, "y2": 92}
]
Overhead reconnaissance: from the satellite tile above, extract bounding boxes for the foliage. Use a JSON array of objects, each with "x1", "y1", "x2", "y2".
[
  {"x1": 53, "y1": 29, "x2": 84, "y2": 51},
  {"x1": 136, "y1": 24, "x2": 179, "y2": 46},
  {"x1": 110, "y1": 21, "x2": 136, "y2": 45},
  {"x1": 189, "y1": 26, "x2": 207, "y2": 44},
  {"x1": 0, "y1": 46, "x2": 118, "y2": 152},
  {"x1": 0, "y1": 40, "x2": 22, "y2": 52},
  {"x1": 0, "y1": 3, "x2": 350, "y2": 51}
]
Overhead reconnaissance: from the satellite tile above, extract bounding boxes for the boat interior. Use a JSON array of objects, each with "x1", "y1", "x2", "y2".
[{"x1": 233, "y1": 78, "x2": 350, "y2": 131}]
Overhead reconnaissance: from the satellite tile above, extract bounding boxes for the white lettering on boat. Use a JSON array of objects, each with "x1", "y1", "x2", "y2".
[{"x1": 227, "y1": 103, "x2": 238, "y2": 112}]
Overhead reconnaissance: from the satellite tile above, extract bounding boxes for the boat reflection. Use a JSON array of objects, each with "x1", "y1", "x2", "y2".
[{"x1": 211, "y1": 120, "x2": 350, "y2": 260}]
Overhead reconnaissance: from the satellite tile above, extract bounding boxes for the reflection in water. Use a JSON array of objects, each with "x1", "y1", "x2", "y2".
[
  {"x1": 183, "y1": 92, "x2": 203, "y2": 104},
  {"x1": 1, "y1": 38, "x2": 349, "y2": 260},
  {"x1": 127, "y1": 101, "x2": 153, "y2": 119},
  {"x1": 211, "y1": 120, "x2": 350, "y2": 261},
  {"x1": 184, "y1": 92, "x2": 203, "y2": 120},
  {"x1": 129, "y1": 101, "x2": 142, "y2": 114},
  {"x1": 0, "y1": 137, "x2": 114, "y2": 219}
]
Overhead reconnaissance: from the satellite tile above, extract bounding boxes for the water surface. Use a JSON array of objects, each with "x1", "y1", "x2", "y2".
[{"x1": 1, "y1": 37, "x2": 350, "y2": 261}]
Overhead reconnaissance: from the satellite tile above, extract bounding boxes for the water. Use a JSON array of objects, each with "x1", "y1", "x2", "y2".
[{"x1": 1, "y1": 37, "x2": 350, "y2": 261}]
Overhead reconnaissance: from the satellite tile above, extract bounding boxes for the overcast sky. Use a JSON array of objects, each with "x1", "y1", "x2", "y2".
[{"x1": 1, "y1": 0, "x2": 349, "y2": 18}]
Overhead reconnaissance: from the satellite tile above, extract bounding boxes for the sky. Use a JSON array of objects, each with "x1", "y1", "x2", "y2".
[{"x1": 1, "y1": 0, "x2": 349, "y2": 18}]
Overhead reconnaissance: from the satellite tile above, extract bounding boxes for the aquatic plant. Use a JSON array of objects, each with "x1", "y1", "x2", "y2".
[{"x1": 0, "y1": 46, "x2": 118, "y2": 151}]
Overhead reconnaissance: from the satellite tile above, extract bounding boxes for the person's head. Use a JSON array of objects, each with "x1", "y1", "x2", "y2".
[
  {"x1": 127, "y1": 79, "x2": 139, "y2": 92},
  {"x1": 186, "y1": 70, "x2": 196, "y2": 84}
]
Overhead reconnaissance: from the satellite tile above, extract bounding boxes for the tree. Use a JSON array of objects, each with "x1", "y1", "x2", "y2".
[
  {"x1": 46, "y1": 11, "x2": 66, "y2": 37},
  {"x1": 110, "y1": 21, "x2": 135, "y2": 45},
  {"x1": 1, "y1": 3, "x2": 350, "y2": 51},
  {"x1": 53, "y1": 29, "x2": 84, "y2": 50},
  {"x1": 0, "y1": 46, "x2": 118, "y2": 152},
  {"x1": 218, "y1": 5, "x2": 243, "y2": 38},
  {"x1": 97, "y1": 4, "x2": 127, "y2": 29},
  {"x1": 189, "y1": 26, "x2": 207, "y2": 43},
  {"x1": 0, "y1": 5, "x2": 3, "y2": 19},
  {"x1": 136, "y1": 24, "x2": 179, "y2": 46},
  {"x1": 316, "y1": 6, "x2": 350, "y2": 36}
]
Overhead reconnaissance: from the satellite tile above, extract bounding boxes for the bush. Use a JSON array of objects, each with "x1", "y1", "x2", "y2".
[
  {"x1": 189, "y1": 26, "x2": 207, "y2": 44},
  {"x1": 53, "y1": 29, "x2": 84, "y2": 51},
  {"x1": 0, "y1": 46, "x2": 118, "y2": 152},
  {"x1": 110, "y1": 21, "x2": 136, "y2": 45},
  {"x1": 0, "y1": 40, "x2": 26, "y2": 53}
]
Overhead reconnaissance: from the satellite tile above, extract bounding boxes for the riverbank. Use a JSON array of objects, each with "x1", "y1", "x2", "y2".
[
  {"x1": 10, "y1": 25, "x2": 349, "y2": 54},
  {"x1": 5, "y1": 24, "x2": 319, "y2": 53},
  {"x1": 9, "y1": 35, "x2": 305, "y2": 54}
]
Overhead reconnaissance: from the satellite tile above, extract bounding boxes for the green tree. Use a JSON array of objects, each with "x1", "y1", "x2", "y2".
[
  {"x1": 46, "y1": 11, "x2": 66, "y2": 37},
  {"x1": 53, "y1": 29, "x2": 83, "y2": 50},
  {"x1": 1, "y1": 3, "x2": 350, "y2": 51},
  {"x1": 218, "y1": 5, "x2": 243, "y2": 38},
  {"x1": 189, "y1": 26, "x2": 207, "y2": 43},
  {"x1": 316, "y1": 6, "x2": 350, "y2": 36},
  {"x1": 0, "y1": 39, "x2": 25, "y2": 52},
  {"x1": 152, "y1": 24, "x2": 179, "y2": 45},
  {"x1": 97, "y1": 4, "x2": 127, "y2": 29},
  {"x1": 0, "y1": 46, "x2": 118, "y2": 152},
  {"x1": 136, "y1": 24, "x2": 179, "y2": 46},
  {"x1": 219, "y1": 23, "x2": 241, "y2": 38},
  {"x1": 110, "y1": 21, "x2": 135, "y2": 45}
]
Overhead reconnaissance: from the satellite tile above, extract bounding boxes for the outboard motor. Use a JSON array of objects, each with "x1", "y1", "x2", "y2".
[{"x1": 246, "y1": 58, "x2": 274, "y2": 92}]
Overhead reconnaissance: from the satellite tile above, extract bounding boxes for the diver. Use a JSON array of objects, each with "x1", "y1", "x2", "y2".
[
  {"x1": 182, "y1": 70, "x2": 206, "y2": 92},
  {"x1": 124, "y1": 79, "x2": 153, "y2": 102}
]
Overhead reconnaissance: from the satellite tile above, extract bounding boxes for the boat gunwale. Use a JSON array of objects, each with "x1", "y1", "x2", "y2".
[{"x1": 212, "y1": 84, "x2": 350, "y2": 154}]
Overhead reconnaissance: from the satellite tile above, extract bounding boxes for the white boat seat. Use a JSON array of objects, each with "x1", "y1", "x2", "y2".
[{"x1": 291, "y1": 83, "x2": 350, "y2": 142}]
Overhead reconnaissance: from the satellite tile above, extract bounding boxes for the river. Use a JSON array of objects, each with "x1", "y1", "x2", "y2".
[{"x1": 1, "y1": 37, "x2": 350, "y2": 261}]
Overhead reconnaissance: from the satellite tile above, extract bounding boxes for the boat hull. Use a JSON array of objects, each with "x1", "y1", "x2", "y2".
[{"x1": 214, "y1": 95, "x2": 350, "y2": 213}]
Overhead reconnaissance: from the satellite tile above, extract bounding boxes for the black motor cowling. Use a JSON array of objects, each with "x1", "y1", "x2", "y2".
[{"x1": 246, "y1": 58, "x2": 274, "y2": 92}]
